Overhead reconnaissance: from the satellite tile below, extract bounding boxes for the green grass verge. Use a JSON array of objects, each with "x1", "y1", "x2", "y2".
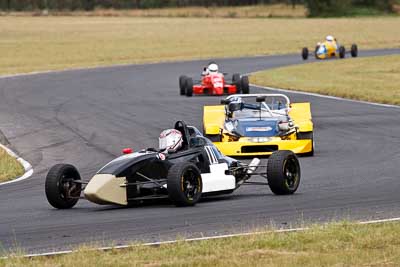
[
  {"x1": 251, "y1": 55, "x2": 400, "y2": 105},
  {"x1": 0, "y1": 147, "x2": 24, "y2": 183},
  {"x1": 2, "y1": 221, "x2": 400, "y2": 266},
  {"x1": 0, "y1": 17, "x2": 399, "y2": 75}
]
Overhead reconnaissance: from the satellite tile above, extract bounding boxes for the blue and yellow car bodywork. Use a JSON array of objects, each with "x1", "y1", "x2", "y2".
[
  {"x1": 203, "y1": 95, "x2": 314, "y2": 157},
  {"x1": 302, "y1": 40, "x2": 358, "y2": 60}
]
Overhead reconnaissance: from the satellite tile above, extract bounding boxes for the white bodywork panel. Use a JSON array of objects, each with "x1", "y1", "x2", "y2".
[{"x1": 201, "y1": 163, "x2": 236, "y2": 193}]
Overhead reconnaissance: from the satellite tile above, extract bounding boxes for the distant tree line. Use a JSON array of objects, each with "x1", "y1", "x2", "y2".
[
  {"x1": 0, "y1": 0, "x2": 299, "y2": 10},
  {"x1": 0, "y1": 0, "x2": 395, "y2": 15},
  {"x1": 305, "y1": 0, "x2": 394, "y2": 17}
]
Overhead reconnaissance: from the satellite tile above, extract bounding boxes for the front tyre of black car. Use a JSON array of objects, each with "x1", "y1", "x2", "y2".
[
  {"x1": 168, "y1": 162, "x2": 202, "y2": 206},
  {"x1": 45, "y1": 164, "x2": 82, "y2": 209},
  {"x1": 267, "y1": 151, "x2": 300, "y2": 195}
]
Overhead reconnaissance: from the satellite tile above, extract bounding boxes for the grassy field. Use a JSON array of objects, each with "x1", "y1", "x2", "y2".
[
  {"x1": 251, "y1": 55, "x2": 400, "y2": 105},
  {"x1": 0, "y1": 147, "x2": 24, "y2": 183},
  {"x1": 0, "y1": 17, "x2": 399, "y2": 75},
  {"x1": 2, "y1": 221, "x2": 400, "y2": 266}
]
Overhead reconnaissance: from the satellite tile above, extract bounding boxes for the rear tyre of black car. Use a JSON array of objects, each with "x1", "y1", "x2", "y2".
[
  {"x1": 185, "y1": 77, "x2": 193, "y2": 97},
  {"x1": 45, "y1": 164, "x2": 82, "y2": 209},
  {"x1": 168, "y1": 162, "x2": 202, "y2": 207},
  {"x1": 241, "y1": 76, "x2": 250, "y2": 94},
  {"x1": 179, "y1": 75, "x2": 187, "y2": 95},
  {"x1": 267, "y1": 151, "x2": 300, "y2": 195},
  {"x1": 351, "y1": 44, "x2": 358, "y2": 57},
  {"x1": 297, "y1": 131, "x2": 314, "y2": 157},
  {"x1": 339, "y1": 46, "x2": 346, "y2": 58},
  {"x1": 302, "y1": 47, "x2": 308, "y2": 60},
  {"x1": 232, "y1": 73, "x2": 241, "y2": 93}
]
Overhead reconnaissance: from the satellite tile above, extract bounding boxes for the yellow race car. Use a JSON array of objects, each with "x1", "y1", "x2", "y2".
[
  {"x1": 302, "y1": 35, "x2": 358, "y2": 60},
  {"x1": 203, "y1": 94, "x2": 314, "y2": 157}
]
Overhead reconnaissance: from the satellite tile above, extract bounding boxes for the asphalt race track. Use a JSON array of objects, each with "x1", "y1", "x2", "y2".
[{"x1": 0, "y1": 49, "x2": 399, "y2": 254}]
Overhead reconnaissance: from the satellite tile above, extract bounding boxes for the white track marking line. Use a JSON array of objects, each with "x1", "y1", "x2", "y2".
[
  {"x1": 251, "y1": 84, "x2": 400, "y2": 109},
  {"x1": 2, "y1": 218, "x2": 398, "y2": 259},
  {"x1": 360, "y1": 217, "x2": 400, "y2": 224},
  {"x1": 0, "y1": 144, "x2": 33, "y2": 186}
]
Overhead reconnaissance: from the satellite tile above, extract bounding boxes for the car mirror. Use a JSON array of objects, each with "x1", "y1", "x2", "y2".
[
  {"x1": 220, "y1": 99, "x2": 230, "y2": 105},
  {"x1": 228, "y1": 102, "x2": 242, "y2": 112}
]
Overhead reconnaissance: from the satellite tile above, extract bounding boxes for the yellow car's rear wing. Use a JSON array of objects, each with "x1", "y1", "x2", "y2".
[
  {"x1": 203, "y1": 105, "x2": 225, "y2": 135},
  {"x1": 289, "y1": 103, "x2": 313, "y2": 132}
]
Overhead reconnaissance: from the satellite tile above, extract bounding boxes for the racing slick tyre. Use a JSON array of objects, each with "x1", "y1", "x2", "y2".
[
  {"x1": 241, "y1": 76, "x2": 250, "y2": 94},
  {"x1": 302, "y1": 47, "x2": 309, "y2": 60},
  {"x1": 167, "y1": 162, "x2": 202, "y2": 207},
  {"x1": 45, "y1": 164, "x2": 82, "y2": 209},
  {"x1": 185, "y1": 77, "x2": 193, "y2": 97},
  {"x1": 351, "y1": 44, "x2": 358, "y2": 57},
  {"x1": 297, "y1": 131, "x2": 314, "y2": 157},
  {"x1": 232, "y1": 73, "x2": 241, "y2": 93},
  {"x1": 266, "y1": 151, "x2": 300, "y2": 195},
  {"x1": 339, "y1": 46, "x2": 346, "y2": 58},
  {"x1": 179, "y1": 75, "x2": 187, "y2": 95}
]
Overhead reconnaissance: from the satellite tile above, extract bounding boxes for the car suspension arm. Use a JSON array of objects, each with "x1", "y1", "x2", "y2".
[
  {"x1": 242, "y1": 181, "x2": 269, "y2": 186},
  {"x1": 135, "y1": 172, "x2": 166, "y2": 188}
]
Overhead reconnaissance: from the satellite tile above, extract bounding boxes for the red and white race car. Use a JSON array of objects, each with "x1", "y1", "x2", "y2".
[{"x1": 179, "y1": 62, "x2": 249, "y2": 97}]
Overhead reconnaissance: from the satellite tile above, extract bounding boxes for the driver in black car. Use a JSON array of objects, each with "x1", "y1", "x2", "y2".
[{"x1": 158, "y1": 129, "x2": 184, "y2": 153}]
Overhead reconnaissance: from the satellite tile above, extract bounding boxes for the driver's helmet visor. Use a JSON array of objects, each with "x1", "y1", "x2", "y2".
[{"x1": 159, "y1": 129, "x2": 182, "y2": 150}]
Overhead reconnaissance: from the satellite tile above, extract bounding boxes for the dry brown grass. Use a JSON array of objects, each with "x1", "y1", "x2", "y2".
[
  {"x1": 0, "y1": 17, "x2": 399, "y2": 75},
  {"x1": 251, "y1": 55, "x2": 400, "y2": 105},
  {"x1": 0, "y1": 4, "x2": 307, "y2": 18},
  {"x1": 2, "y1": 221, "x2": 400, "y2": 266},
  {"x1": 0, "y1": 147, "x2": 24, "y2": 182}
]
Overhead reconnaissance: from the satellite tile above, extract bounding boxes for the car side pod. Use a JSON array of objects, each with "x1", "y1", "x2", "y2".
[{"x1": 84, "y1": 174, "x2": 128, "y2": 206}]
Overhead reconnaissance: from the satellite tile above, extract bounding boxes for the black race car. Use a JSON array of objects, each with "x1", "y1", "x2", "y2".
[{"x1": 45, "y1": 121, "x2": 301, "y2": 208}]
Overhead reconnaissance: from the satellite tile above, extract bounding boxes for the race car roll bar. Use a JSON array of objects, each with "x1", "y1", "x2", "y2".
[{"x1": 225, "y1": 94, "x2": 291, "y2": 105}]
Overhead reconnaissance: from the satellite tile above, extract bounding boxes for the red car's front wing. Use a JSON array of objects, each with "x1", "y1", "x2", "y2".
[{"x1": 193, "y1": 84, "x2": 237, "y2": 96}]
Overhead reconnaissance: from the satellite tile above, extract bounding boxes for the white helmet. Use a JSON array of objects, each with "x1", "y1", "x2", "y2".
[
  {"x1": 326, "y1": 35, "x2": 334, "y2": 42},
  {"x1": 208, "y1": 63, "x2": 219, "y2": 73},
  {"x1": 159, "y1": 129, "x2": 183, "y2": 152}
]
